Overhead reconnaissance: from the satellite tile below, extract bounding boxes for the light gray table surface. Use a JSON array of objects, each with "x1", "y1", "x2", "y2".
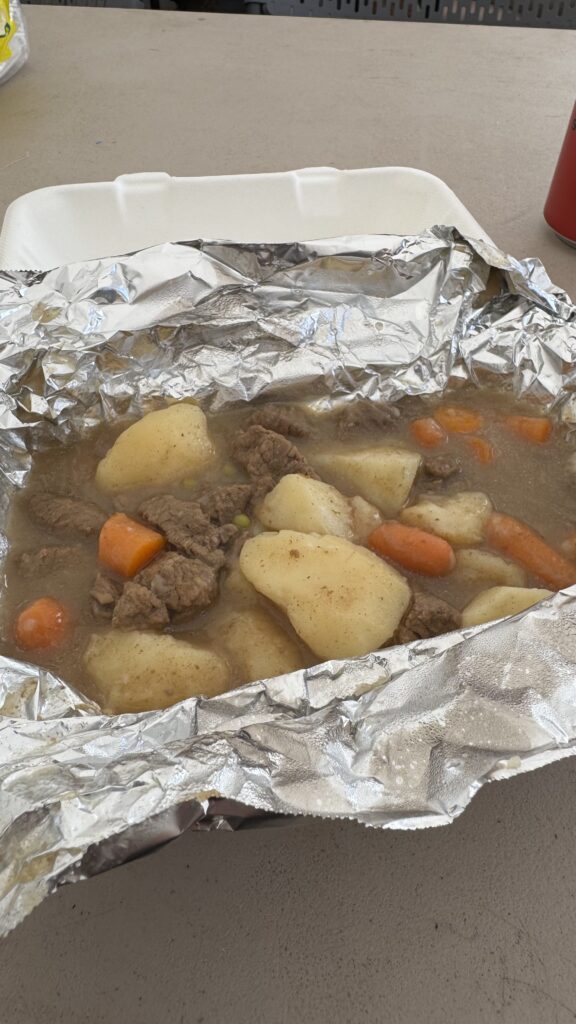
[{"x1": 2, "y1": 9, "x2": 576, "y2": 1023}]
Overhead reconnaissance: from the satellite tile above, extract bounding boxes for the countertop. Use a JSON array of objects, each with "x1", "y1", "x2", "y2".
[{"x1": 2, "y1": 9, "x2": 576, "y2": 1023}]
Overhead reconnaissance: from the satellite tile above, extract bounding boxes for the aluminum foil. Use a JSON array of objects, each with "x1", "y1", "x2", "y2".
[{"x1": 2, "y1": 226, "x2": 576, "y2": 936}]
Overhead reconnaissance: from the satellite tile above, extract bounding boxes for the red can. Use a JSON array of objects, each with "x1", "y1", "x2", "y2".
[{"x1": 545, "y1": 101, "x2": 576, "y2": 247}]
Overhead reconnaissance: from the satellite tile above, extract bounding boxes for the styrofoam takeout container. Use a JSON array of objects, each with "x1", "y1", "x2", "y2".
[{"x1": 0, "y1": 167, "x2": 490, "y2": 272}]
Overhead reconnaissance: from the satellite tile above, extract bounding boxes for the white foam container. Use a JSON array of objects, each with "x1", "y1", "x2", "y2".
[{"x1": 0, "y1": 166, "x2": 489, "y2": 272}]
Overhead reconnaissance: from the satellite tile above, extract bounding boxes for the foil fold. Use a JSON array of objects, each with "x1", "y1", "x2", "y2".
[{"x1": 2, "y1": 226, "x2": 576, "y2": 935}]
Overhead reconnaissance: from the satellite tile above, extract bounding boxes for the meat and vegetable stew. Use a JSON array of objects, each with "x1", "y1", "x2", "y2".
[{"x1": 3, "y1": 392, "x2": 575, "y2": 714}]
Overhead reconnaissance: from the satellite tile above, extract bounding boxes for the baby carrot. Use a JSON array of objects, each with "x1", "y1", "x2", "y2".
[
  {"x1": 504, "y1": 415, "x2": 552, "y2": 444},
  {"x1": 466, "y1": 436, "x2": 496, "y2": 465},
  {"x1": 485, "y1": 512, "x2": 576, "y2": 591},
  {"x1": 409, "y1": 417, "x2": 447, "y2": 449},
  {"x1": 368, "y1": 521, "x2": 455, "y2": 577},
  {"x1": 15, "y1": 597, "x2": 71, "y2": 651},
  {"x1": 99, "y1": 513, "x2": 166, "y2": 578},
  {"x1": 434, "y1": 406, "x2": 484, "y2": 434}
]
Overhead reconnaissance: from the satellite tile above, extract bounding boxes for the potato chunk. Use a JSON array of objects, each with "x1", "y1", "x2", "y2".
[
  {"x1": 349, "y1": 496, "x2": 383, "y2": 543},
  {"x1": 239, "y1": 530, "x2": 411, "y2": 660},
  {"x1": 401, "y1": 491, "x2": 492, "y2": 546},
  {"x1": 256, "y1": 474, "x2": 382, "y2": 543},
  {"x1": 84, "y1": 631, "x2": 230, "y2": 713},
  {"x1": 257, "y1": 474, "x2": 354, "y2": 539},
  {"x1": 218, "y1": 608, "x2": 305, "y2": 683},
  {"x1": 312, "y1": 446, "x2": 421, "y2": 516},
  {"x1": 455, "y1": 548, "x2": 526, "y2": 588},
  {"x1": 461, "y1": 586, "x2": 552, "y2": 628},
  {"x1": 96, "y1": 404, "x2": 215, "y2": 493}
]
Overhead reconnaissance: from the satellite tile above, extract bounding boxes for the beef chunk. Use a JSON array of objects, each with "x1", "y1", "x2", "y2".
[
  {"x1": 29, "y1": 493, "x2": 106, "y2": 537},
  {"x1": 175, "y1": 535, "x2": 230, "y2": 570},
  {"x1": 139, "y1": 495, "x2": 237, "y2": 568},
  {"x1": 423, "y1": 455, "x2": 461, "y2": 480},
  {"x1": 140, "y1": 494, "x2": 207, "y2": 543},
  {"x1": 91, "y1": 572, "x2": 123, "y2": 620},
  {"x1": 334, "y1": 400, "x2": 400, "y2": 439},
  {"x1": 112, "y1": 582, "x2": 170, "y2": 630},
  {"x1": 246, "y1": 404, "x2": 313, "y2": 439},
  {"x1": 91, "y1": 553, "x2": 218, "y2": 629},
  {"x1": 18, "y1": 546, "x2": 84, "y2": 578},
  {"x1": 396, "y1": 591, "x2": 461, "y2": 645},
  {"x1": 197, "y1": 484, "x2": 252, "y2": 525},
  {"x1": 231, "y1": 425, "x2": 319, "y2": 497},
  {"x1": 136, "y1": 552, "x2": 218, "y2": 616}
]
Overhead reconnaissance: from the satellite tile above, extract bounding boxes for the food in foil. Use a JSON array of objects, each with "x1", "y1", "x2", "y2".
[
  {"x1": 4, "y1": 390, "x2": 574, "y2": 716},
  {"x1": 4, "y1": 228, "x2": 576, "y2": 936}
]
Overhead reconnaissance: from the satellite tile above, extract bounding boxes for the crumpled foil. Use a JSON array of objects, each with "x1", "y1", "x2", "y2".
[{"x1": 2, "y1": 226, "x2": 576, "y2": 935}]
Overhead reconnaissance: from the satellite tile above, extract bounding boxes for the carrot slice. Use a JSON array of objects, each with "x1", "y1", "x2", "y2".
[
  {"x1": 15, "y1": 597, "x2": 71, "y2": 651},
  {"x1": 504, "y1": 416, "x2": 552, "y2": 444},
  {"x1": 485, "y1": 512, "x2": 576, "y2": 591},
  {"x1": 99, "y1": 513, "x2": 166, "y2": 578},
  {"x1": 409, "y1": 417, "x2": 447, "y2": 449},
  {"x1": 434, "y1": 406, "x2": 484, "y2": 434},
  {"x1": 466, "y1": 436, "x2": 496, "y2": 465},
  {"x1": 368, "y1": 521, "x2": 455, "y2": 577}
]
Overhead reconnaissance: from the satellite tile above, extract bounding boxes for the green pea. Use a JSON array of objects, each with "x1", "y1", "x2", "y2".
[
  {"x1": 180, "y1": 477, "x2": 196, "y2": 490},
  {"x1": 223, "y1": 463, "x2": 237, "y2": 478},
  {"x1": 233, "y1": 513, "x2": 251, "y2": 530}
]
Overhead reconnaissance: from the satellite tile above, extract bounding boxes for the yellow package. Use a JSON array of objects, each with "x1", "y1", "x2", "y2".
[
  {"x1": 0, "y1": 0, "x2": 28, "y2": 83},
  {"x1": 0, "y1": 0, "x2": 16, "y2": 63}
]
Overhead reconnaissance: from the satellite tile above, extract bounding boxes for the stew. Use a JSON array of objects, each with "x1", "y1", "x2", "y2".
[{"x1": 2, "y1": 391, "x2": 574, "y2": 714}]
